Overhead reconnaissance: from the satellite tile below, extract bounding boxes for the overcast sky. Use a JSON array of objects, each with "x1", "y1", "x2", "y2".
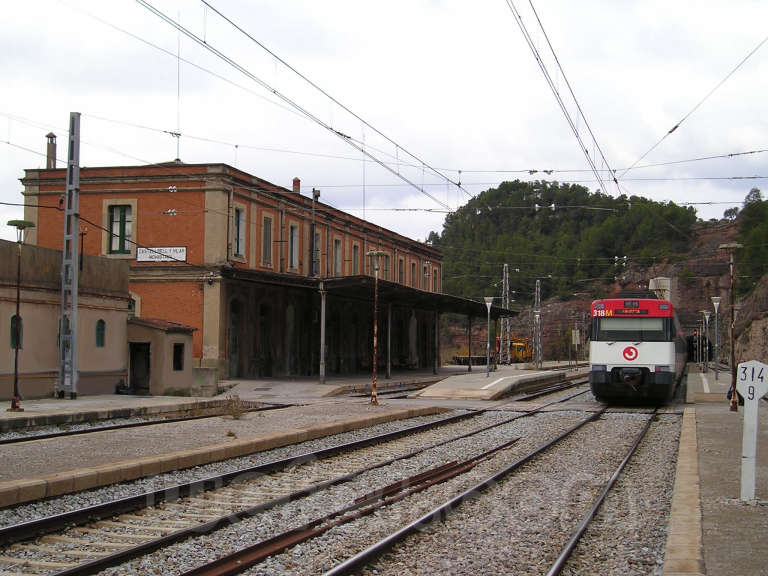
[{"x1": 2, "y1": 0, "x2": 766, "y2": 243}]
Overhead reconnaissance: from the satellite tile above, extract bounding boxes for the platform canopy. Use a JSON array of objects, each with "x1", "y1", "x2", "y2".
[{"x1": 221, "y1": 267, "x2": 516, "y2": 319}]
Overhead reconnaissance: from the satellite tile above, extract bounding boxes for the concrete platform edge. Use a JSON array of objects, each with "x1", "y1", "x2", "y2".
[
  {"x1": 0, "y1": 398, "x2": 257, "y2": 432},
  {"x1": 662, "y1": 406, "x2": 706, "y2": 576},
  {"x1": 0, "y1": 405, "x2": 445, "y2": 508}
]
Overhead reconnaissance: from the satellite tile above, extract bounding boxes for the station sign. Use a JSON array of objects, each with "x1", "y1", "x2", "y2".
[
  {"x1": 736, "y1": 360, "x2": 768, "y2": 501},
  {"x1": 136, "y1": 246, "x2": 187, "y2": 262}
]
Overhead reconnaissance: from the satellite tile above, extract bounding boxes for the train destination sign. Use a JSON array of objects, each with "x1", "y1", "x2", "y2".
[
  {"x1": 136, "y1": 246, "x2": 187, "y2": 262},
  {"x1": 736, "y1": 360, "x2": 768, "y2": 501}
]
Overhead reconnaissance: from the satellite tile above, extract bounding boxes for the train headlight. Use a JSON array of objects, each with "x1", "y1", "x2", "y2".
[
  {"x1": 591, "y1": 364, "x2": 607, "y2": 371},
  {"x1": 654, "y1": 365, "x2": 671, "y2": 372}
]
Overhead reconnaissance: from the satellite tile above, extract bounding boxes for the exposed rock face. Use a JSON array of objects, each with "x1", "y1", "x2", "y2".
[{"x1": 734, "y1": 274, "x2": 768, "y2": 365}]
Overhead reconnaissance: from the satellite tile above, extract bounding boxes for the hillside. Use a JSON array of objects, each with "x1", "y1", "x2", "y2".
[{"x1": 435, "y1": 182, "x2": 768, "y2": 366}]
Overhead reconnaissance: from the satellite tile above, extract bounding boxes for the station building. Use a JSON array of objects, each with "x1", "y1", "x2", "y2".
[{"x1": 21, "y1": 148, "x2": 499, "y2": 388}]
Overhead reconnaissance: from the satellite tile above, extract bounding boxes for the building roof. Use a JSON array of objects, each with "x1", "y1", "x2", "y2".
[{"x1": 128, "y1": 317, "x2": 197, "y2": 333}]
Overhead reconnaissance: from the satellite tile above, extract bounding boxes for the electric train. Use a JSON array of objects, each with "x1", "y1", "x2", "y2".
[{"x1": 588, "y1": 296, "x2": 686, "y2": 403}]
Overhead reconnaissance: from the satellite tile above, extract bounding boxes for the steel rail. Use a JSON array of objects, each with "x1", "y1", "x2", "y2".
[
  {"x1": 177, "y1": 435, "x2": 524, "y2": 576},
  {"x1": 517, "y1": 377, "x2": 590, "y2": 401},
  {"x1": 0, "y1": 410, "x2": 478, "y2": 546},
  {"x1": 17, "y1": 392, "x2": 587, "y2": 575},
  {"x1": 544, "y1": 409, "x2": 659, "y2": 576},
  {"x1": 1, "y1": 381, "x2": 592, "y2": 575},
  {"x1": 321, "y1": 407, "x2": 608, "y2": 576},
  {"x1": 20, "y1": 393, "x2": 581, "y2": 575},
  {"x1": 0, "y1": 404, "x2": 285, "y2": 446},
  {"x1": 45, "y1": 418, "x2": 526, "y2": 576},
  {"x1": 1, "y1": 374, "x2": 587, "y2": 546}
]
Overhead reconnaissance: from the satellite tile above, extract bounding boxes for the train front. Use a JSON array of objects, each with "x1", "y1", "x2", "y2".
[{"x1": 588, "y1": 298, "x2": 679, "y2": 403}]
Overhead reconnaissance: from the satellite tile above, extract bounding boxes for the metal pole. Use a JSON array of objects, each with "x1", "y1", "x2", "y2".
[
  {"x1": 372, "y1": 259, "x2": 379, "y2": 404},
  {"x1": 704, "y1": 311, "x2": 711, "y2": 372},
  {"x1": 367, "y1": 250, "x2": 385, "y2": 404},
  {"x1": 484, "y1": 297, "x2": 493, "y2": 377},
  {"x1": 467, "y1": 316, "x2": 472, "y2": 373},
  {"x1": 319, "y1": 282, "x2": 326, "y2": 384},
  {"x1": 712, "y1": 296, "x2": 721, "y2": 381},
  {"x1": 729, "y1": 250, "x2": 737, "y2": 411},
  {"x1": 11, "y1": 239, "x2": 22, "y2": 411},
  {"x1": 386, "y1": 303, "x2": 392, "y2": 379},
  {"x1": 7, "y1": 220, "x2": 34, "y2": 412}
]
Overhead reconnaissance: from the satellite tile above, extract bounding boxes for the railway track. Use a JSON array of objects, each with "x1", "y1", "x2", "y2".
[
  {"x1": 0, "y1": 391, "x2": 591, "y2": 575},
  {"x1": 166, "y1": 406, "x2": 612, "y2": 576},
  {"x1": 321, "y1": 411, "x2": 674, "y2": 576}
]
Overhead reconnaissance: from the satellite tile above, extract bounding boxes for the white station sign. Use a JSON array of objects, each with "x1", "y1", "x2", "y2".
[
  {"x1": 136, "y1": 246, "x2": 187, "y2": 263},
  {"x1": 736, "y1": 360, "x2": 768, "y2": 501}
]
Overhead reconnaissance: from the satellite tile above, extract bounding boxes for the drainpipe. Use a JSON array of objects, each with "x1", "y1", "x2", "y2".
[
  {"x1": 279, "y1": 201, "x2": 285, "y2": 273},
  {"x1": 226, "y1": 188, "x2": 233, "y2": 263}
]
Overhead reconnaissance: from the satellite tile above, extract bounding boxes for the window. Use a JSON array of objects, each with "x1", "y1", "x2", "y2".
[
  {"x1": 95, "y1": 319, "x2": 106, "y2": 348},
  {"x1": 423, "y1": 265, "x2": 429, "y2": 289},
  {"x1": 352, "y1": 244, "x2": 360, "y2": 275},
  {"x1": 433, "y1": 271, "x2": 438, "y2": 293},
  {"x1": 333, "y1": 239, "x2": 342, "y2": 276},
  {"x1": 10, "y1": 315, "x2": 22, "y2": 349},
  {"x1": 289, "y1": 224, "x2": 299, "y2": 269},
  {"x1": 594, "y1": 317, "x2": 670, "y2": 342},
  {"x1": 411, "y1": 262, "x2": 416, "y2": 287},
  {"x1": 262, "y1": 216, "x2": 273, "y2": 265},
  {"x1": 108, "y1": 205, "x2": 132, "y2": 254},
  {"x1": 173, "y1": 343, "x2": 185, "y2": 371},
  {"x1": 383, "y1": 254, "x2": 390, "y2": 280},
  {"x1": 234, "y1": 208, "x2": 245, "y2": 258},
  {"x1": 398, "y1": 258, "x2": 404, "y2": 284}
]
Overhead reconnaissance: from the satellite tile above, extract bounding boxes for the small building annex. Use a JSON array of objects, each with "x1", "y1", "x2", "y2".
[
  {"x1": 22, "y1": 146, "x2": 508, "y2": 387},
  {"x1": 0, "y1": 239, "x2": 129, "y2": 399}
]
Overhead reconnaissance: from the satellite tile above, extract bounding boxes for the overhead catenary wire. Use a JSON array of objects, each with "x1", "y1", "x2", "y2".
[
  {"x1": 503, "y1": 0, "x2": 612, "y2": 197},
  {"x1": 525, "y1": 0, "x2": 619, "y2": 194},
  {"x1": 135, "y1": 0, "x2": 453, "y2": 211},
  {"x1": 620, "y1": 31, "x2": 768, "y2": 178},
  {"x1": 198, "y1": 0, "x2": 472, "y2": 200},
  {"x1": 6, "y1": 110, "x2": 766, "y2": 184}
]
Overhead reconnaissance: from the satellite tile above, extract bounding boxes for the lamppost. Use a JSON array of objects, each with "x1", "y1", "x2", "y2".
[
  {"x1": 719, "y1": 242, "x2": 742, "y2": 411},
  {"x1": 7, "y1": 220, "x2": 35, "y2": 412},
  {"x1": 484, "y1": 297, "x2": 494, "y2": 377},
  {"x1": 703, "y1": 310, "x2": 711, "y2": 372},
  {"x1": 711, "y1": 296, "x2": 721, "y2": 381},
  {"x1": 367, "y1": 250, "x2": 386, "y2": 404}
]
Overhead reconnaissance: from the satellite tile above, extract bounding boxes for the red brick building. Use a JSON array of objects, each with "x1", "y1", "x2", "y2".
[{"x1": 22, "y1": 158, "x2": 491, "y2": 385}]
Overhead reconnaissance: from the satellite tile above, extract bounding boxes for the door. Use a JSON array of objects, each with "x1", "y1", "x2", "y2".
[{"x1": 129, "y1": 342, "x2": 151, "y2": 394}]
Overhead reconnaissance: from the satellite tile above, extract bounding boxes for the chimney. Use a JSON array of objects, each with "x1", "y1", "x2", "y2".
[
  {"x1": 46, "y1": 133, "x2": 57, "y2": 169},
  {"x1": 292, "y1": 177, "x2": 301, "y2": 194}
]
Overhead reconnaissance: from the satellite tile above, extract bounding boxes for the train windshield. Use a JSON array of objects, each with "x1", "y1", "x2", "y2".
[{"x1": 594, "y1": 317, "x2": 671, "y2": 342}]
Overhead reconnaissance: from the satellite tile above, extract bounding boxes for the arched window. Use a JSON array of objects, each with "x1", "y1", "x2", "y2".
[
  {"x1": 10, "y1": 315, "x2": 22, "y2": 349},
  {"x1": 96, "y1": 319, "x2": 106, "y2": 348}
]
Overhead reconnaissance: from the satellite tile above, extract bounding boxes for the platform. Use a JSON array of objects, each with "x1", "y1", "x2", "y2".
[
  {"x1": 665, "y1": 367, "x2": 768, "y2": 576},
  {"x1": 415, "y1": 362, "x2": 588, "y2": 400}
]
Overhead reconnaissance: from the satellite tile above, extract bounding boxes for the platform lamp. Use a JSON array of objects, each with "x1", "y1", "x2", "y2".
[
  {"x1": 484, "y1": 297, "x2": 494, "y2": 377},
  {"x1": 7, "y1": 220, "x2": 35, "y2": 412},
  {"x1": 367, "y1": 250, "x2": 386, "y2": 405},
  {"x1": 711, "y1": 297, "x2": 721, "y2": 381}
]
